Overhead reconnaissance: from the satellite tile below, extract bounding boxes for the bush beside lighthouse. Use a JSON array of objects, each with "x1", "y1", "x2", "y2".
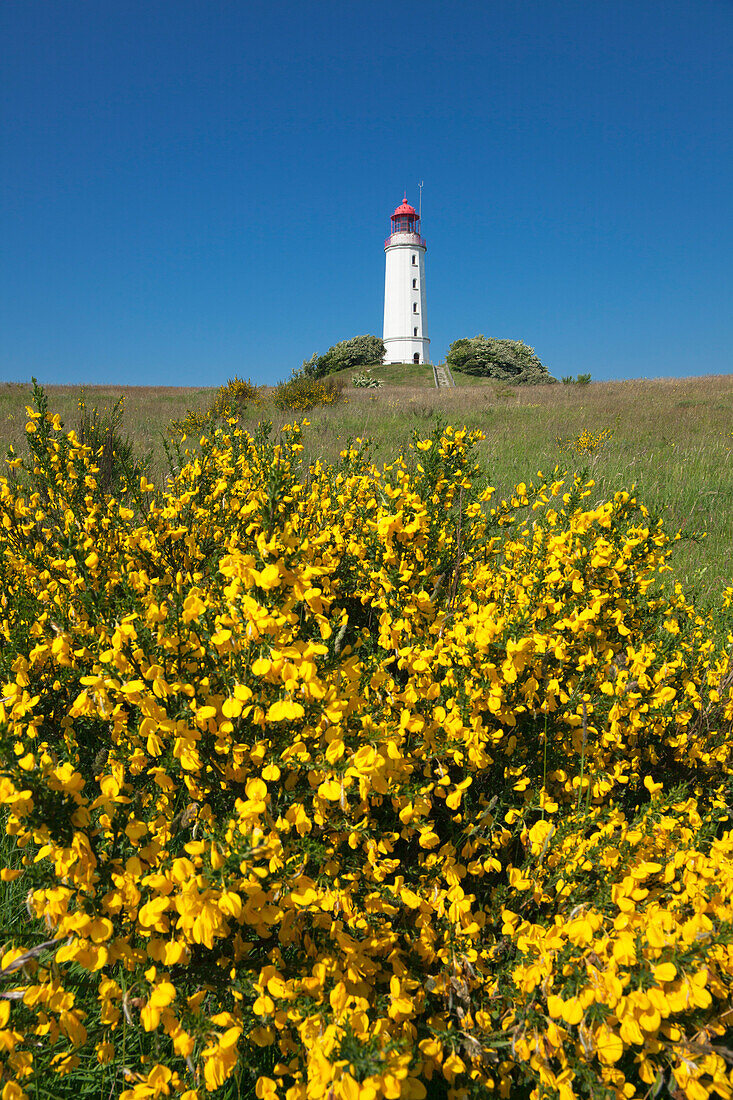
[{"x1": 382, "y1": 194, "x2": 430, "y2": 365}]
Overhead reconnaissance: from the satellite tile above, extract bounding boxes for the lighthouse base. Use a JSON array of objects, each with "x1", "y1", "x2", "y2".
[{"x1": 383, "y1": 337, "x2": 431, "y2": 365}]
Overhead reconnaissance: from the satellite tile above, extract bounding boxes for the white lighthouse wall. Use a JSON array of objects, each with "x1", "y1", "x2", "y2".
[{"x1": 383, "y1": 235, "x2": 430, "y2": 364}]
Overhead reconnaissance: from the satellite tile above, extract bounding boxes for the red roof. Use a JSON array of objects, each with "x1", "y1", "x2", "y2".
[{"x1": 392, "y1": 193, "x2": 417, "y2": 218}]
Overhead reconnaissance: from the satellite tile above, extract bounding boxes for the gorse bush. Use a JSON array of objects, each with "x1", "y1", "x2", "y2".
[
  {"x1": 169, "y1": 408, "x2": 211, "y2": 436},
  {"x1": 19, "y1": 380, "x2": 151, "y2": 498},
  {"x1": 273, "y1": 371, "x2": 344, "y2": 411},
  {"x1": 557, "y1": 427, "x2": 614, "y2": 456},
  {"x1": 4, "y1": 382, "x2": 150, "y2": 515},
  {"x1": 170, "y1": 377, "x2": 261, "y2": 438},
  {"x1": 212, "y1": 378, "x2": 261, "y2": 418},
  {"x1": 1, "y1": 389, "x2": 733, "y2": 1100}
]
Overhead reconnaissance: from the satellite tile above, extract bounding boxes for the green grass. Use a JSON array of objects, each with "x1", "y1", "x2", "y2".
[
  {"x1": 2, "y1": 374, "x2": 732, "y2": 606},
  {"x1": 328, "y1": 361, "x2": 436, "y2": 386},
  {"x1": 326, "y1": 361, "x2": 513, "y2": 387}
]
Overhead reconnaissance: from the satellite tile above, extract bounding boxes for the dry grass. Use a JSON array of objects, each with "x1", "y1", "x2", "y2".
[
  {"x1": 2, "y1": 374, "x2": 731, "y2": 605},
  {"x1": 0, "y1": 382, "x2": 215, "y2": 460}
]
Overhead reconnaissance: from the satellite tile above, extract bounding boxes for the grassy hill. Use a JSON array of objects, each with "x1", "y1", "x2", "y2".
[
  {"x1": 1, "y1": 373, "x2": 732, "y2": 604},
  {"x1": 326, "y1": 361, "x2": 527, "y2": 386},
  {"x1": 327, "y1": 361, "x2": 436, "y2": 386}
]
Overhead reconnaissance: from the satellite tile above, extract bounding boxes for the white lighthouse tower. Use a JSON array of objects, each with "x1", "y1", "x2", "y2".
[{"x1": 383, "y1": 194, "x2": 430, "y2": 365}]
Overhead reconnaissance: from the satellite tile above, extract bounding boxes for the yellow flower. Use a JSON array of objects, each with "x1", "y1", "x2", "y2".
[
  {"x1": 202, "y1": 1027, "x2": 241, "y2": 1090},
  {"x1": 595, "y1": 1024, "x2": 623, "y2": 1064}
]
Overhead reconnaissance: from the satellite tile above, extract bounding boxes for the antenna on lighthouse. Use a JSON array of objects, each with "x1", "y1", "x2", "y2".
[{"x1": 418, "y1": 181, "x2": 424, "y2": 218}]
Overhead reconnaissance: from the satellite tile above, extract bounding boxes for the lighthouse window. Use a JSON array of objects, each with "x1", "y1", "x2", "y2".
[
  {"x1": 412, "y1": 278, "x2": 417, "y2": 288},
  {"x1": 413, "y1": 303, "x2": 418, "y2": 313},
  {"x1": 411, "y1": 255, "x2": 416, "y2": 265},
  {"x1": 413, "y1": 327, "x2": 418, "y2": 336}
]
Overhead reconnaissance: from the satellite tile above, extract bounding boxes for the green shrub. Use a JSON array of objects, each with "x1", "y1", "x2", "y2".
[
  {"x1": 446, "y1": 335, "x2": 555, "y2": 384},
  {"x1": 352, "y1": 371, "x2": 383, "y2": 389},
  {"x1": 576, "y1": 372, "x2": 592, "y2": 385},
  {"x1": 309, "y1": 335, "x2": 385, "y2": 378}
]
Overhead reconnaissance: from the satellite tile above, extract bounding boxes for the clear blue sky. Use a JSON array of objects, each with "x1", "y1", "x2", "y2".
[{"x1": 2, "y1": 0, "x2": 731, "y2": 385}]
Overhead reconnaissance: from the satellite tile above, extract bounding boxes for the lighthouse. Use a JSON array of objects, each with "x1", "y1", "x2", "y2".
[{"x1": 383, "y1": 194, "x2": 430, "y2": 365}]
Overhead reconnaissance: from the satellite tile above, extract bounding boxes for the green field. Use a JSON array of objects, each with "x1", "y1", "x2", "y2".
[{"x1": 1, "y1": 372, "x2": 732, "y2": 605}]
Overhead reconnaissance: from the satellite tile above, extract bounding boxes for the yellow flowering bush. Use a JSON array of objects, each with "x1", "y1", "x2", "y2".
[
  {"x1": 214, "y1": 378, "x2": 262, "y2": 415},
  {"x1": 272, "y1": 372, "x2": 344, "y2": 412},
  {"x1": 557, "y1": 428, "x2": 614, "y2": 457},
  {"x1": 170, "y1": 378, "x2": 261, "y2": 437},
  {"x1": 1, "y1": 392, "x2": 733, "y2": 1100}
]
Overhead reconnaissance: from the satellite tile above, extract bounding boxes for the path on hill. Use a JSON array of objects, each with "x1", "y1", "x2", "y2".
[{"x1": 433, "y1": 363, "x2": 455, "y2": 388}]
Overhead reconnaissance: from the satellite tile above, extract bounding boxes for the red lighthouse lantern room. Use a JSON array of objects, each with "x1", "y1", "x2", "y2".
[{"x1": 386, "y1": 193, "x2": 424, "y2": 245}]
